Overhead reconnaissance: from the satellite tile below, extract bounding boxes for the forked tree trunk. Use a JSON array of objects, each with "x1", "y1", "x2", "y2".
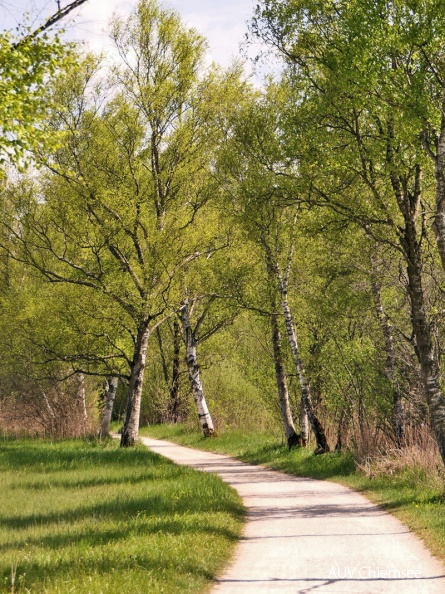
[
  {"x1": 99, "y1": 376, "x2": 118, "y2": 438},
  {"x1": 371, "y1": 280, "x2": 404, "y2": 446},
  {"x1": 121, "y1": 321, "x2": 150, "y2": 447},
  {"x1": 180, "y1": 301, "x2": 214, "y2": 437},
  {"x1": 281, "y1": 296, "x2": 330, "y2": 453},
  {"x1": 271, "y1": 312, "x2": 298, "y2": 442},
  {"x1": 262, "y1": 236, "x2": 329, "y2": 453}
]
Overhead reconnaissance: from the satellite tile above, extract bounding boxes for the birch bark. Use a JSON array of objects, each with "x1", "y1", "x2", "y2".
[
  {"x1": 180, "y1": 300, "x2": 214, "y2": 437},
  {"x1": 299, "y1": 399, "x2": 309, "y2": 446},
  {"x1": 42, "y1": 389, "x2": 57, "y2": 435},
  {"x1": 263, "y1": 238, "x2": 329, "y2": 452},
  {"x1": 391, "y1": 167, "x2": 445, "y2": 465},
  {"x1": 100, "y1": 376, "x2": 118, "y2": 438},
  {"x1": 432, "y1": 86, "x2": 445, "y2": 274},
  {"x1": 281, "y1": 296, "x2": 330, "y2": 452},
  {"x1": 120, "y1": 321, "x2": 150, "y2": 447},
  {"x1": 270, "y1": 312, "x2": 298, "y2": 441}
]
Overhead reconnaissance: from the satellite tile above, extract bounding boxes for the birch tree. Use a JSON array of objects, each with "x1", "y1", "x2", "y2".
[
  {"x1": 263, "y1": 230, "x2": 329, "y2": 452},
  {"x1": 217, "y1": 84, "x2": 330, "y2": 450},
  {"x1": 175, "y1": 226, "x2": 242, "y2": 436},
  {"x1": 269, "y1": 299, "x2": 298, "y2": 444},
  {"x1": 2, "y1": 0, "x2": 238, "y2": 446},
  {"x1": 179, "y1": 299, "x2": 215, "y2": 436},
  {"x1": 250, "y1": 0, "x2": 445, "y2": 464},
  {"x1": 370, "y1": 275, "x2": 405, "y2": 446}
]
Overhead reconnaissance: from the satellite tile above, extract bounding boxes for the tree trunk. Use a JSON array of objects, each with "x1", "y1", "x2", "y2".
[
  {"x1": 300, "y1": 397, "x2": 309, "y2": 446},
  {"x1": 180, "y1": 301, "x2": 214, "y2": 437},
  {"x1": 99, "y1": 376, "x2": 118, "y2": 438},
  {"x1": 170, "y1": 319, "x2": 181, "y2": 422},
  {"x1": 335, "y1": 408, "x2": 345, "y2": 451},
  {"x1": 281, "y1": 296, "x2": 330, "y2": 452},
  {"x1": 120, "y1": 320, "x2": 150, "y2": 447},
  {"x1": 156, "y1": 321, "x2": 181, "y2": 422},
  {"x1": 270, "y1": 312, "x2": 298, "y2": 442},
  {"x1": 42, "y1": 389, "x2": 57, "y2": 436},
  {"x1": 405, "y1": 234, "x2": 445, "y2": 465},
  {"x1": 75, "y1": 372, "x2": 88, "y2": 435},
  {"x1": 432, "y1": 85, "x2": 445, "y2": 274},
  {"x1": 391, "y1": 166, "x2": 445, "y2": 465},
  {"x1": 371, "y1": 280, "x2": 404, "y2": 446},
  {"x1": 261, "y1": 235, "x2": 329, "y2": 452},
  {"x1": 156, "y1": 326, "x2": 170, "y2": 421}
]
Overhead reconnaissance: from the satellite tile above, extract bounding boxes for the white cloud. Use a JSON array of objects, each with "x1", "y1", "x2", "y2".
[
  {"x1": 2, "y1": 0, "x2": 256, "y2": 64},
  {"x1": 1, "y1": 0, "x2": 267, "y2": 78}
]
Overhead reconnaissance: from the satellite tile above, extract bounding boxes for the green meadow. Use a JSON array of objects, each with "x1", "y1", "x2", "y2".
[{"x1": 0, "y1": 437, "x2": 244, "y2": 594}]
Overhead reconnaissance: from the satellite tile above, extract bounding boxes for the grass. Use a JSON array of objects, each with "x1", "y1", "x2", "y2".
[
  {"x1": 0, "y1": 436, "x2": 245, "y2": 594},
  {"x1": 140, "y1": 424, "x2": 445, "y2": 565}
]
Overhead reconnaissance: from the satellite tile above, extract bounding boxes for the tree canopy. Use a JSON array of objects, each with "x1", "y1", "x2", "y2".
[
  {"x1": 0, "y1": 0, "x2": 87, "y2": 165},
  {"x1": 2, "y1": 0, "x2": 445, "y2": 470}
]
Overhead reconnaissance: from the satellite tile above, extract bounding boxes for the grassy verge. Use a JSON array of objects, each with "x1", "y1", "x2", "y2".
[
  {"x1": 0, "y1": 437, "x2": 244, "y2": 594},
  {"x1": 140, "y1": 424, "x2": 445, "y2": 565}
]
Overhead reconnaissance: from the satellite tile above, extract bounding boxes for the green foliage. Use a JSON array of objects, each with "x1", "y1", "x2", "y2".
[
  {"x1": 0, "y1": 437, "x2": 244, "y2": 593},
  {"x1": 2, "y1": 0, "x2": 445, "y2": 473},
  {"x1": 201, "y1": 312, "x2": 280, "y2": 431},
  {"x1": 0, "y1": 31, "x2": 67, "y2": 166}
]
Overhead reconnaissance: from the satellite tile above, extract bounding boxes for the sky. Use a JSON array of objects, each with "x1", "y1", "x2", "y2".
[{"x1": 0, "y1": 0, "x2": 261, "y2": 69}]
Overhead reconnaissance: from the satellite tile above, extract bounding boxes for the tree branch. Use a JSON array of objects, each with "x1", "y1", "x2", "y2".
[{"x1": 17, "y1": 0, "x2": 89, "y2": 44}]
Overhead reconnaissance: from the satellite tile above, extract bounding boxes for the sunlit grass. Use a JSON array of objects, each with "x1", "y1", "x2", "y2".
[
  {"x1": 141, "y1": 424, "x2": 445, "y2": 565},
  {"x1": 0, "y1": 437, "x2": 244, "y2": 594}
]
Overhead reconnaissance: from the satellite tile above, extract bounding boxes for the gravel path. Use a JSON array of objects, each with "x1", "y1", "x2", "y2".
[{"x1": 140, "y1": 436, "x2": 445, "y2": 593}]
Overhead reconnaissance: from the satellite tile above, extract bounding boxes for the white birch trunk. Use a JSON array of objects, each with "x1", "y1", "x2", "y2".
[
  {"x1": 271, "y1": 312, "x2": 298, "y2": 442},
  {"x1": 121, "y1": 321, "x2": 150, "y2": 447},
  {"x1": 281, "y1": 295, "x2": 329, "y2": 452},
  {"x1": 262, "y1": 234, "x2": 329, "y2": 452},
  {"x1": 299, "y1": 398, "x2": 309, "y2": 446},
  {"x1": 42, "y1": 389, "x2": 57, "y2": 435},
  {"x1": 181, "y1": 301, "x2": 214, "y2": 437},
  {"x1": 100, "y1": 376, "x2": 118, "y2": 438}
]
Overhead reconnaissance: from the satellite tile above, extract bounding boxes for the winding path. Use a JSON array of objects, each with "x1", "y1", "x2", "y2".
[{"x1": 140, "y1": 436, "x2": 445, "y2": 593}]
